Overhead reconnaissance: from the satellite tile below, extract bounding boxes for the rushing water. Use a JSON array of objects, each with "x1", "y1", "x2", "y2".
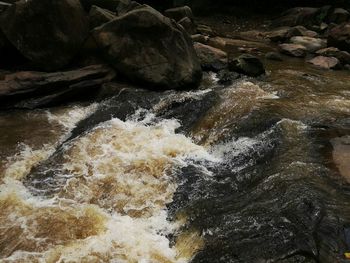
[{"x1": 1, "y1": 57, "x2": 350, "y2": 262}]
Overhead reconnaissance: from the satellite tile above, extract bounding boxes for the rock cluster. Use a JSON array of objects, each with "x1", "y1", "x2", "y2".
[{"x1": 0, "y1": 0, "x2": 203, "y2": 108}]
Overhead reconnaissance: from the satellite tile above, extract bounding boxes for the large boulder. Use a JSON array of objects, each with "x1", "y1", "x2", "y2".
[
  {"x1": 93, "y1": 6, "x2": 202, "y2": 89},
  {"x1": 80, "y1": 0, "x2": 126, "y2": 12},
  {"x1": 328, "y1": 23, "x2": 350, "y2": 52},
  {"x1": 194, "y1": 42, "x2": 227, "y2": 71},
  {"x1": 290, "y1": 36, "x2": 326, "y2": 52},
  {"x1": 89, "y1": 5, "x2": 116, "y2": 29},
  {"x1": 0, "y1": 0, "x2": 89, "y2": 71},
  {"x1": 228, "y1": 54, "x2": 265, "y2": 77}
]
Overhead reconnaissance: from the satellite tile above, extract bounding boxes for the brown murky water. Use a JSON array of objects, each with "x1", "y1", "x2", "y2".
[{"x1": 0, "y1": 45, "x2": 350, "y2": 262}]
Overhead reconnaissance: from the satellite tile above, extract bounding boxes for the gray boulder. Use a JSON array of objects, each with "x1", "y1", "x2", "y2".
[
  {"x1": 0, "y1": 0, "x2": 89, "y2": 71},
  {"x1": 93, "y1": 6, "x2": 202, "y2": 89}
]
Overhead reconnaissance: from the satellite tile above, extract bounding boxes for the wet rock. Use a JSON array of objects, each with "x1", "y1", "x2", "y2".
[
  {"x1": 290, "y1": 36, "x2": 327, "y2": 53},
  {"x1": 265, "y1": 52, "x2": 283, "y2": 61},
  {"x1": 279, "y1": 43, "x2": 307, "y2": 57},
  {"x1": 191, "y1": 34, "x2": 209, "y2": 44},
  {"x1": 0, "y1": 0, "x2": 89, "y2": 71},
  {"x1": 209, "y1": 37, "x2": 273, "y2": 53},
  {"x1": 92, "y1": 6, "x2": 202, "y2": 90},
  {"x1": 0, "y1": 64, "x2": 115, "y2": 109},
  {"x1": 194, "y1": 42, "x2": 227, "y2": 72},
  {"x1": 228, "y1": 54, "x2": 265, "y2": 77},
  {"x1": 273, "y1": 7, "x2": 319, "y2": 27},
  {"x1": 307, "y1": 56, "x2": 341, "y2": 70},
  {"x1": 217, "y1": 69, "x2": 240, "y2": 85},
  {"x1": 328, "y1": 23, "x2": 350, "y2": 52},
  {"x1": 267, "y1": 27, "x2": 294, "y2": 42},
  {"x1": 178, "y1": 16, "x2": 196, "y2": 35},
  {"x1": 292, "y1": 25, "x2": 318, "y2": 38},
  {"x1": 316, "y1": 47, "x2": 350, "y2": 65},
  {"x1": 116, "y1": 0, "x2": 142, "y2": 16},
  {"x1": 328, "y1": 8, "x2": 350, "y2": 25},
  {"x1": 89, "y1": 5, "x2": 116, "y2": 29},
  {"x1": 80, "y1": 0, "x2": 124, "y2": 12},
  {"x1": 164, "y1": 5, "x2": 193, "y2": 21},
  {"x1": 197, "y1": 24, "x2": 215, "y2": 37}
]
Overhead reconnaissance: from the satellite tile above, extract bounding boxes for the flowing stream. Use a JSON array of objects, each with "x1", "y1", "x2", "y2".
[{"x1": 1, "y1": 56, "x2": 350, "y2": 262}]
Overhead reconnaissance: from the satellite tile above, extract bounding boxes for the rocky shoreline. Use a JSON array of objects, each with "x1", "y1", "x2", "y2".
[{"x1": 0, "y1": 0, "x2": 349, "y2": 109}]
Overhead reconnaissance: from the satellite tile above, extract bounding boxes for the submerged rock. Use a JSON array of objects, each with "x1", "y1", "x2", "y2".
[
  {"x1": 194, "y1": 42, "x2": 227, "y2": 72},
  {"x1": 93, "y1": 5, "x2": 202, "y2": 90},
  {"x1": 265, "y1": 52, "x2": 283, "y2": 61},
  {"x1": 308, "y1": 56, "x2": 341, "y2": 69},
  {"x1": 0, "y1": 0, "x2": 89, "y2": 71},
  {"x1": 279, "y1": 43, "x2": 307, "y2": 57},
  {"x1": 228, "y1": 54, "x2": 265, "y2": 77}
]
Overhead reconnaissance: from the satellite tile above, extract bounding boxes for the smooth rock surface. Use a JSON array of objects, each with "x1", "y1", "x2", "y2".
[
  {"x1": 279, "y1": 43, "x2": 307, "y2": 57},
  {"x1": 93, "y1": 6, "x2": 202, "y2": 89},
  {"x1": 0, "y1": 0, "x2": 89, "y2": 71},
  {"x1": 290, "y1": 36, "x2": 326, "y2": 53},
  {"x1": 194, "y1": 42, "x2": 227, "y2": 71},
  {"x1": 308, "y1": 56, "x2": 341, "y2": 69}
]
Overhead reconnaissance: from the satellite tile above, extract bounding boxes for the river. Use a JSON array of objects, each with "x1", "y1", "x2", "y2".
[{"x1": 0, "y1": 54, "x2": 350, "y2": 262}]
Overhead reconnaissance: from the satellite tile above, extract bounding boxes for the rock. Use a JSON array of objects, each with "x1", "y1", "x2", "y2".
[
  {"x1": 290, "y1": 36, "x2": 327, "y2": 53},
  {"x1": 164, "y1": 5, "x2": 193, "y2": 21},
  {"x1": 316, "y1": 47, "x2": 350, "y2": 64},
  {"x1": 273, "y1": 7, "x2": 319, "y2": 27},
  {"x1": 178, "y1": 16, "x2": 196, "y2": 35},
  {"x1": 208, "y1": 37, "x2": 273, "y2": 53},
  {"x1": 0, "y1": 64, "x2": 116, "y2": 108},
  {"x1": 80, "y1": 0, "x2": 124, "y2": 12},
  {"x1": 194, "y1": 42, "x2": 227, "y2": 72},
  {"x1": 265, "y1": 52, "x2": 283, "y2": 61},
  {"x1": 267, "y1": 27, "x2": 293, "y2": 42},
  {"x1": 93, "y1": 6, "x2": 202, "y2": 90},
  {"x1": 89, "y1": 5, "x2": 116, "y2": 29},
  {"x1": 279, "y1": 43, "x2": 307, "y2": 57},
  {"x1": 191, "y1": 34, "x2": 209, "y2": 44},
  {"x1": 307, "y1": 56, "x2": 341, "y2": 69},
  {"x1": 328, "y1": 23, "x2": 350, "y2": 52},
  {"x1": 328, "y1": 8, "x2": 349, "y2": 24},
  {"x1": 217, "y1": 69, "x2": 240, "y2": 85},
  {"x1": 0, "y1": 0, "x2": 89, "y2": 71},
  {"x1": 197, "y1": 24, "x2": 215, "y2": 36},
  {"x1": 292, "y1": 25, "x2": 318, "y2": 38},
  {"x1": 116, "y1": 0, "x2": 142, "y2": 16},
  {"x1": 228, "y1": 54, "x2": 265, "y2": 77}
]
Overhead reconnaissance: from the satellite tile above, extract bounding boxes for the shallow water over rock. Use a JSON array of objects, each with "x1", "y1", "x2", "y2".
[{"x1": 0, "y1": 57, "x2": 350, "y2": 262}]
